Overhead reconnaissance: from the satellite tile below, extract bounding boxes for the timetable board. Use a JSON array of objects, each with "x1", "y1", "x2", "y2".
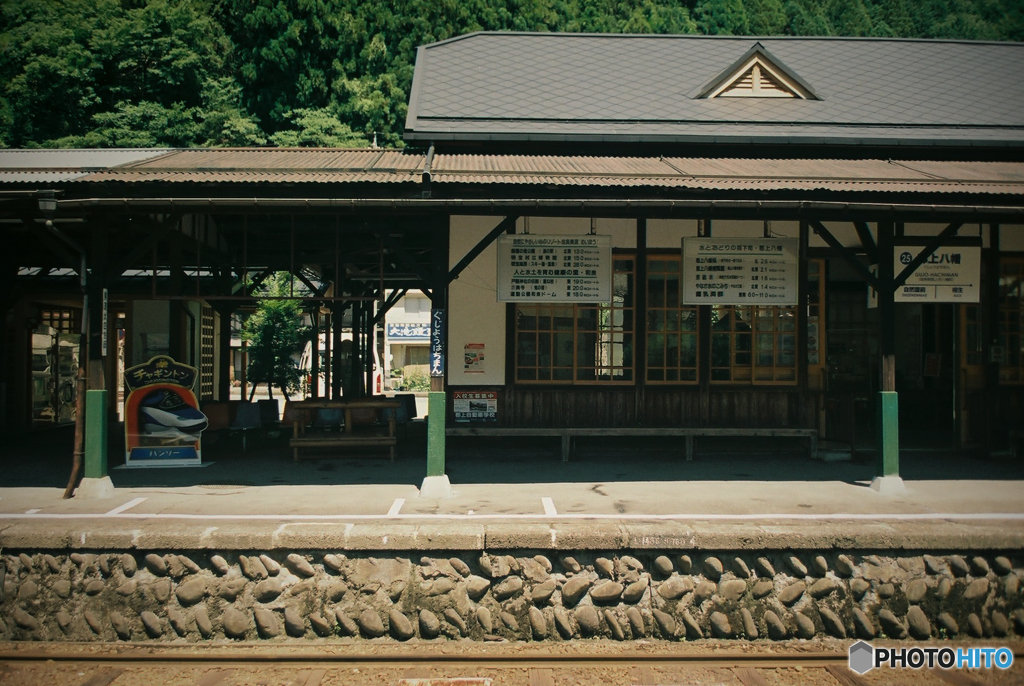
[{"x1": 683, "y1": 237, "x2": 799, "y2": 305}]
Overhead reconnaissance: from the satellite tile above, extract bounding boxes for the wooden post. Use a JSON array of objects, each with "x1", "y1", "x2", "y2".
[
  {"x1": 876, "y1": 221, "x2": 900, "y2": 481},
  {"x1": 427, "y1": 215, "x2": 450, "y2": 480}
]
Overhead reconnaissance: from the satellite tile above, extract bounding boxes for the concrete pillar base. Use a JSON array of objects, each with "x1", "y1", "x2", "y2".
[
  {"x1": 75, "y1": 476, "x2": 116, "y2": 499},
  {"x1": 870, "y1": 475, "x2": 906, "y2": 495},
  {"x1": 419, "y1": 475, "x2": 454, "y2": 499}
]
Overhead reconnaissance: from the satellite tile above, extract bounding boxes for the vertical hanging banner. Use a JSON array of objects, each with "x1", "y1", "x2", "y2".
[
  {"x1": 497, "y1": 234, "x2": 612, "y2": 302},
  {"x1": 683, "y1": 237, "x2": 798, "y2": 305},
  {"x1": 430, "y1": 309, "x2": 445, "y2": 378},
  {"x1": 124, "y1": 355, "x2": 206, "y2": 467}
]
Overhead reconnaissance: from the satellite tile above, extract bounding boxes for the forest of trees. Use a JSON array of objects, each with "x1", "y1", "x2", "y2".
[{"x1": 2, "y1": 0, "x2": 1022, "y2": 150}]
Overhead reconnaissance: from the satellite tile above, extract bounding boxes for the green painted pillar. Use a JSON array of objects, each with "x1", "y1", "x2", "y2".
[
  {"x1": 427, "y1": 391, "x2": 446, "y2": 477},
  {"x1": 876, "y1": 390, "x2": 899, "y2": 477},
  {"x1": 84, "y1": 389, "x2": 109, "y2": 479}
]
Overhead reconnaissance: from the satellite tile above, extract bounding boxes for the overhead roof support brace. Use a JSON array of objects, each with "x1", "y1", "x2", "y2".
[
  {"x1": 448, "y1": 215, "x2": 519, "y2": 285},
  {"x1": 810, "y1": 220, "x2": 879, "y2": 290}
]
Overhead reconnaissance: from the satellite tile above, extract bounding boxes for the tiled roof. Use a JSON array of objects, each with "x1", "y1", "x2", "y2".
[{"x1": 405, "y1": 33, "x2": 1024, "y2": 146}]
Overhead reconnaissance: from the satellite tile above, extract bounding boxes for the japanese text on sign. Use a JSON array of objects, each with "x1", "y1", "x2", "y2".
[
  {"x1": 894, "y1": 246, "x2": 980, "y2": 302},
  {"x1": 497, "y1": 234, "x2": 612, "y2": 302},
  {"x1": 430, "y1": 309, "x2": 445, "y2": 378},
  {"x1": 682, "y1": 237, "x2": 798, "y2": 305},
  {"x1": 453, "y1": 391, "x2": 498, "y2": 423}
]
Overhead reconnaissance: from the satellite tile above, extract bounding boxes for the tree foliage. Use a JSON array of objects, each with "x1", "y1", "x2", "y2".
[
  {"x1": 2, "y1": 0, "x2": 1021, "y2": 149},
  {"x1": 241, "y1": 273, "x2": 310, "y2": 400}
]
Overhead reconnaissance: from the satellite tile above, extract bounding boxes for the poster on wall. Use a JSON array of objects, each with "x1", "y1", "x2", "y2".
[
  {"x1": 453, "y1": 391, "x2": 498, "y2": 423},
  {"x1": 682, "y1": 237, "x2": 798, "y2": 305},
  {"x1": 464, "y1": 343, "x2": 486, "y2": 373},
  {"x1": 124, "y1": 355, "x2": 207, "y2": 467},
  {"x1": 497, "y1": 234, "x2": 611, "y2": 302}
]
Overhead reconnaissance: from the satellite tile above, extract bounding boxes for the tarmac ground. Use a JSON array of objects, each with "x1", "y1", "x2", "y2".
[{"x1": 1, "y1": 421, "x2": 1023, "y2": 551}]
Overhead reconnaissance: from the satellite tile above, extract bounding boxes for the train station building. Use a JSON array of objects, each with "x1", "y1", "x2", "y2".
[
  {"x1": 1, "y1": 33, "x2": 1024, "y2": 656},
  {"x1": 2, "y1": 33, "x2": 1023, "y2": 485}
]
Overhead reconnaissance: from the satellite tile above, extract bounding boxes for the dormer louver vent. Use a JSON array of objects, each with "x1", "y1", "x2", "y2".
[{"x1": 698, "y1": 43, "x2": 818, "y2": 101}]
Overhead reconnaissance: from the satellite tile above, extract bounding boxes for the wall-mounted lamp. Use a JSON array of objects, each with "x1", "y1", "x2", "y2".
[{"x1": 38, "y1": 190, "x2": 58, "y2": 218}]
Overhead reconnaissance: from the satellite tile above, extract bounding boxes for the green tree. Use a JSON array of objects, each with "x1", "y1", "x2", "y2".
[
  {"x1": 696, "y1": 0, "x2": 752, "y2": 35},
  {"x1": 269, "y1": 108, "x2": 369, "y2": 147},
  {"x1": 785, "y1": 0, "x2": 834, "y2": 35},
  {"x1": 746, "y1": 0, "x2": 788, "y2": 34},
  {"x1": 242, "y1": 273, "x2": 311, "y2": 400},
  {"x1": 0, "y1": 0, "x2": 239, "y2": 148}
]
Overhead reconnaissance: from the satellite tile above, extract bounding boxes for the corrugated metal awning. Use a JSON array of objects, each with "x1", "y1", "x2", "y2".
[{"x1": 3, "y1": 148, "x2": 1023, "y2": 196}]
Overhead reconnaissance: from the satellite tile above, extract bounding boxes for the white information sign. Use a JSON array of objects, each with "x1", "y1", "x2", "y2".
[
  {"x1": 868, "y1": 246, "x2": 982, "y2": 307},
  {"x1": 682, "y1": 237, "x2": 799, "y2": 305},
  {"x1": 894, "y1": 245, "x2": 980, "y2": 302},
  {"x1": 497, "y1": 234, "x2": 611, "y2": 302}
]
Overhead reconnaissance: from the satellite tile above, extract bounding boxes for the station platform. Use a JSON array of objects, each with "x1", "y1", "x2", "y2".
[
  {"x1": 1, "y1": 424, "x2": 1022, "y2": 552},
  {"x1": 2, "y1": 425, "x2": 1023, "y2": 646}
]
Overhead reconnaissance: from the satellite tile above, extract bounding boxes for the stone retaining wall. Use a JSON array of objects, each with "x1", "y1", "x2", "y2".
[{"x1": 2, "y1": 549, "x2": 1021, "y2": 643}]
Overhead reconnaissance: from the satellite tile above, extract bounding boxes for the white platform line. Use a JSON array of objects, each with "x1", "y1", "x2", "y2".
[
  {"x1": 542, "y1": 497, "x2": 557, "y2": 516},
  {"x1": 387, "y1": 498, "x2": 405, "y2": 517},
  {"x1": 1, "y1": 511, "x2": 1022, "y2": 522},
  {"x1": 105, "y1": 498, "x2": 147, "y2": 516}
]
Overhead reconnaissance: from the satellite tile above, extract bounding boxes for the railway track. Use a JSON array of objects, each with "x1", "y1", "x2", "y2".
[{"x1": 1, "y1": 643, "x2": 1021, "y2": 686}]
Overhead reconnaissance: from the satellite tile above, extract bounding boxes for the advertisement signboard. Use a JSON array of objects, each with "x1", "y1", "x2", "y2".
[
  {"x1": 683, "y1": 237, "x2": 799, "y2": 305},
  {"x1": 497, "y1": 234, "x2": 612, "y2": 302},
  {"x1": 453, "y1": 391, "x2": 498, "y2": 423},
  {"x1": 123, "y1": 355, "x2": 206, "y2": 467}
]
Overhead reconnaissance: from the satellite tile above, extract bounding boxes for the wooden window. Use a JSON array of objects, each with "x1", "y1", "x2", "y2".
[
  {"x1": 515, "y1": 257, "x2": 634, "y2": 384},
  {"x1": 40, "y1": 308, "x2": 79, "y2": 333},
  {"x1": 806, "y1": 259, "x2": 826, "y2": 385},
  {"x1": 645, "y1": 257, "x2": 698, "y2": 383},
  {"x1": 998, "y1": 257, "x2": 1024, "y2": 384},
  {"x1": 711, "y1": 305, "x2": 797, "y2": 384},
  {"x1": 200, "y1": 305, "x2": 215, "y2": 400}
]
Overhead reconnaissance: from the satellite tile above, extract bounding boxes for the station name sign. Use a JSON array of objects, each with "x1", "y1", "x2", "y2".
[
  {"x1": 894, "y1": 245, "x2": 980, "y2": 302},
  {"x1": 869, "y1": 246, "x2": 981, "y2": 306},
  {"x1": 497, "y1": 234, "x2": 611, "y2": 303},
  {"x1": 683, "y1": 237, "x2": 798, "y2": 306}
]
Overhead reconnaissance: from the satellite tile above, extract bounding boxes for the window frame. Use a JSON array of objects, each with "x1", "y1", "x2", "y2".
[
  {"x1": 513, "y1": 254, "x2": 635, "y2": 385},
  {"x1": 644, "y1": 255, "x2": 699, "y2": 385}
]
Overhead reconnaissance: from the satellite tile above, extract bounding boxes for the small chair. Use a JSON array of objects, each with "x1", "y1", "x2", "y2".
[
  {"x1": 282, "y1": 401, "x2": 311, "y2": 436},
  {"x1": 257, "y1": 398, "x2": 280, "y2": 427},
  {"x1": 229, "y1": 401, "x2": 262, "y2": 451},
  {"x1": 393, "y1": 393, "x2": 417, "y2": 436}
]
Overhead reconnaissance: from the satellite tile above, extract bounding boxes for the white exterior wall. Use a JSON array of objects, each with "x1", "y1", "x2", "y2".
[
  {"x1": 447, "y1": 216, "x2": 638, "y2": 385},
  {"x1": 1001, "y1": 224, "x2": 1024, "y2": 251},
  {"x1": 448, "y1": 216, "x2": 505, "y2": 385}
]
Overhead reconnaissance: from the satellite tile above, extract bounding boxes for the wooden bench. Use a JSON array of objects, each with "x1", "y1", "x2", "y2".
[
  {"x1": 445, "y1": 426, "x2": 818, "y2": 462},
  {"x1": 289, "y1": 399, "x2": 400, "y2": 462}
]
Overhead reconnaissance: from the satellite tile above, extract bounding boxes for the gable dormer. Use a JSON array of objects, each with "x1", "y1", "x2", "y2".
[{"x1": 699, "y1": 42, "x2": 818, "y2": 100}]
